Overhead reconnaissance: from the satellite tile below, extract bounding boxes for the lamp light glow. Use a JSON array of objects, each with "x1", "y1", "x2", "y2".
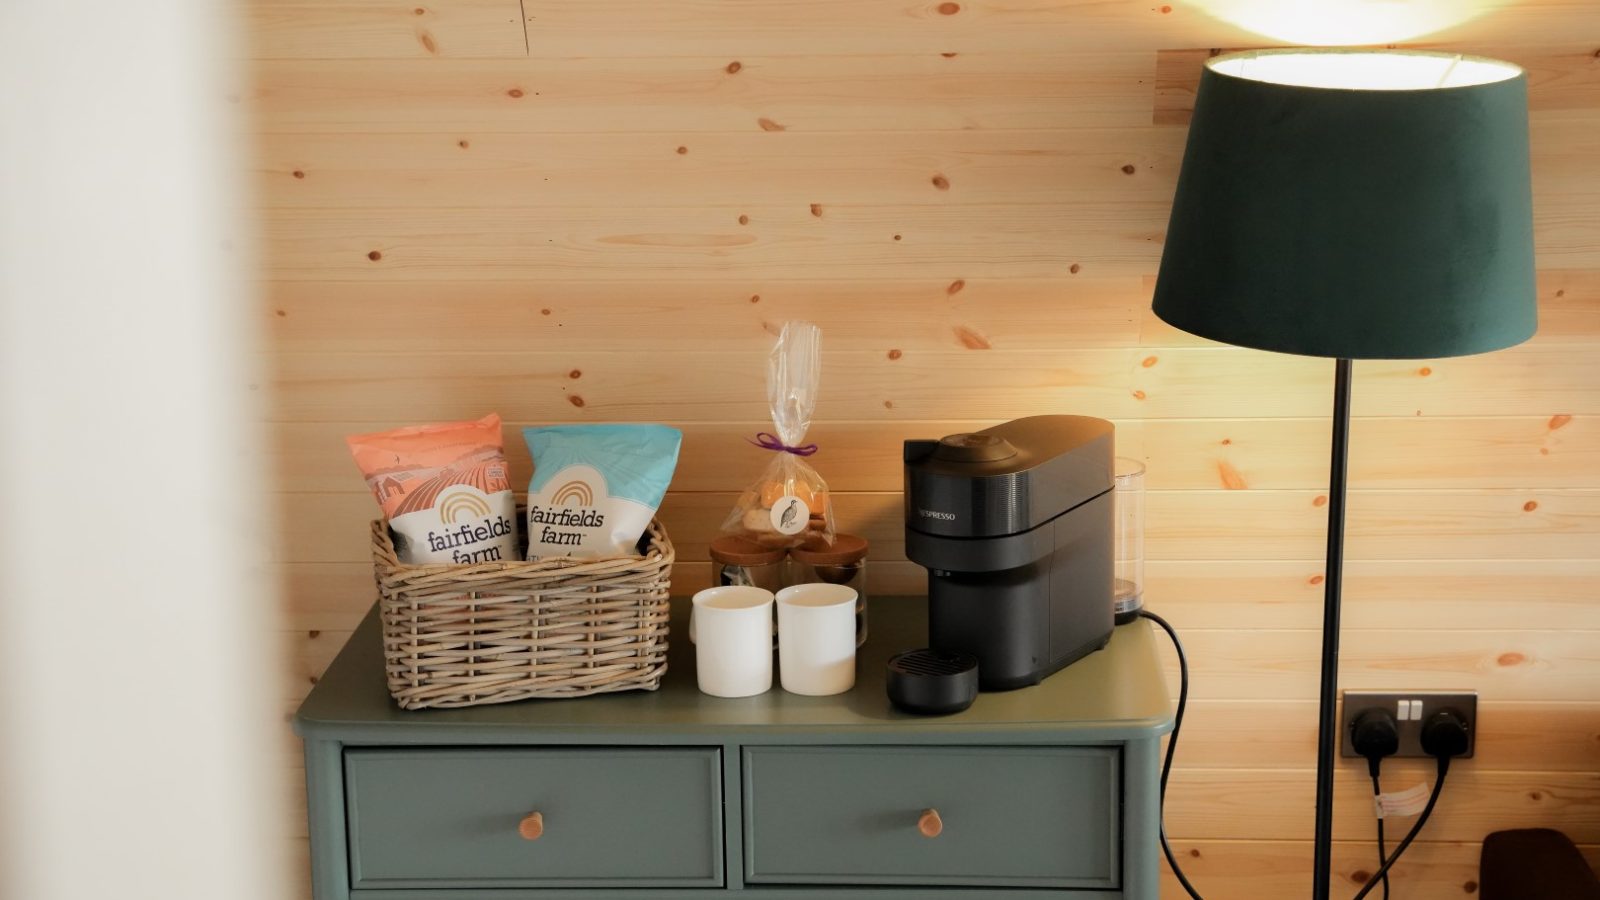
[
  {"x1": 1184, "y1": 0, "x2": 1497, "y2": 47},
  {"x1": 1210, "y1": 48, "x2": 1522, "y2": 90}
]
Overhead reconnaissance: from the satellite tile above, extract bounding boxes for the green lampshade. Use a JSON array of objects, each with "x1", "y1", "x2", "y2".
[{"x1": 1152, "y1": 49, "x2": 1537, "y2": 359}]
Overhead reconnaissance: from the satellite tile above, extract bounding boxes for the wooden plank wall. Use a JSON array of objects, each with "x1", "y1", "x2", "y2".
[{"x1": 248, "y1": 2, "x2": 1600, "y2": 896}]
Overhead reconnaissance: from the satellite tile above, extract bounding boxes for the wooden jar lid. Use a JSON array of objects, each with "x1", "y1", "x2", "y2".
[
  {"x1": 709, "y1": 535, "x2": 787, "y2": 566},
  {"x1": 789, "y1": 533, "x2": 869, "y2": 566}
]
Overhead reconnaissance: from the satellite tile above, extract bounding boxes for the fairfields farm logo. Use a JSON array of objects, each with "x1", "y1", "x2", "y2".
[
  {"x1": 529, "y1": 478, "x2": 606, "y2": 548},
  {"x1": 425, "y1": 488, "x2": 515, "y2": 563}
]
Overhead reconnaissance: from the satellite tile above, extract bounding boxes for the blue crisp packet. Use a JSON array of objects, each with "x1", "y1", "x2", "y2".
[{"x1": 523, "y1": 424, "x2": 682, "y2": 560}]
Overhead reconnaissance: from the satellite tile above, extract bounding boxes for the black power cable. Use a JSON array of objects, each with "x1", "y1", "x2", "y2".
[
  {"x1": 1352, "y1": 756, "x2": 1452, "y2": 900},
  {"x1": 1140, "y1": 611, "x2": 1466, "y2": 900},
  {"x1": 1138, "y1": 610, "x2": 1205, "y2": 900},
  {"x1": 1370, "y1": 772, "x2": 1391, "y2": 900}
]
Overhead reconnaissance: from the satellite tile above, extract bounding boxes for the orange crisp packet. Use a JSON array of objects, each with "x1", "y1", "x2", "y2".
[{"x1": 346, "y1": 414, "x2": 518, "y2": 565}]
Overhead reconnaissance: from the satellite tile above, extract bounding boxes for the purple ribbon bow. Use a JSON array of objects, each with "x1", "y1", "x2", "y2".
[{"x1": 748, "y1": 432, "x2": 819, "y2": 457}]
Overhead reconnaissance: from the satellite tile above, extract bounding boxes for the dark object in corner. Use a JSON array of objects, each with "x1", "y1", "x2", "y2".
[{"x1": 1480, "y1": 829, "x2": 1600, "y2": 900}]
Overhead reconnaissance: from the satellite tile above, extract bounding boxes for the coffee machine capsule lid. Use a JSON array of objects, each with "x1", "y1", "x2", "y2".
[{"x1": 886, "y1": 648, "x2": 980, "y2": 716}]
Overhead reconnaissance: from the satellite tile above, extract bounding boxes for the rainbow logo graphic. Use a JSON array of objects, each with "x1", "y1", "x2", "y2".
[
  {"x1": 551, "y1": 480, "x2": 594, "y2": 507},
  {"x1": 438, "y1": 490, "x2": 493, "y2": 524}
]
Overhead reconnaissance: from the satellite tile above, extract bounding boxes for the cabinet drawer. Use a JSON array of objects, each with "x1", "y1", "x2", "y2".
[
  {"x1": 743, "y1": 745, "x2": 1118, "y2": 888},
  {"x1": 345, "y1": 747, "x2": 722, "y2": 889}
]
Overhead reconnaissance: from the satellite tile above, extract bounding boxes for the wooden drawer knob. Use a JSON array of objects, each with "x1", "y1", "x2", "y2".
[
  {"x1": 917, "y1": 808, "x2": 943, "y2": 838},
  {"x1": 518, "y1": 811, "x2": 545, "y2": 841}
]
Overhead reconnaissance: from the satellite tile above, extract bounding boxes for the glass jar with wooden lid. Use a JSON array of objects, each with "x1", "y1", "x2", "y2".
[{"x1": 787, "y1": 533, "x2": 868, "y2": 646}]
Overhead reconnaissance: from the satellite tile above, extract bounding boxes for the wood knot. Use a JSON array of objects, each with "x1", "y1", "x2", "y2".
[
  {"x1": 507, "y1": 88, "x2": 524, "y2": 98},
  {"x1": 1464, "y1": 880, "x2": 1479, "y2": 894},
  {"x1": 540, "y1": 308, "x2": 552, "y2": 315},
  {"x1": 953, "y1": 325, "x2": 991, "y2": 350},
  {"x1": 1309, "y1": 575, "x2": 1325, "y2": 585},
  {"x1": 1498, "y1": 652, "x2": 1526, "y2": 666},
  {"x1": 1189, "y1": 848, "x2": 1201, "y2": 858},
  {"x1": 757, "y1": 117, "x2": 787, "y2": 132},
  {"x1": 1216, "y1": 460, "x2": 1247, "y2": 490},
  {"x1": 1141, "y1": 355, "x2": 1158, "y2": 367},
  {"x1": 1351, "y1": 871, "x2": 1372, "y2": 885},
  {"x1": 1528, "y1": 791, "x2": 1543, "y2": 801},
  {"x1": 1524, "y1": 500, "x2": 1538, "y2": 512},
  {"x1": 810, "y1": 203, "x2": 823, "y2": 217},
  {"x1": 888, "y1": 349, "x2": 903, "y2": 360},
  {"x1": 1549, "y1": 413, "x2": 1572, "y2": 430},
  {"x1": 1069, "y1": 263, "x2": 1081, "y2": 274},
  {"x1": 1121, "y1": 164, "x2": 1137, "y2": 175},
  {"x1": 413, "y1": 6, "x2": 425, "y2": 14},
  {"x1": 1419, "y1": 366, "x2": 1433, "y2": 376},
  {"x1": 567, "y1": 395, "x2": 586, "y2": 408},
  {"x1": 568, "y1": 369, "x2": 582, "y2": 380},
  {"x1": 1131, "y1": 389, "x2": 1147, "y2": 400},
  {"x1": 1313, "y1": 495, "x2": 1328, "y2": 507},
  {"x1": 308, "y1": 630, "x2": 321, "y2": 639},
  {"x1": 749, "y1": 294, "x2": 760, "y2": 303},
  {"x1": 1556, "y1": 288, "x2": 1566, "y2": 297},
  {"x1": 884, "y1": 400, "x2": 895, "y2": 409},
  {"x1": 893, "y1": 234, "x2": 903, "y2": 241},
  {"x1": 726, "y1": 61, "x2": 742, "y2": 74},
  {"x1": 367, "y1": 250, "x2": 383, "y2": 261},
  {"x1": 1221, "y1": 438, "x2": 1232, "y2": 445},
  {"x1": 275, "y1": 309, "x2": 288, "y2": 317},
  {"x1": 676, "y1": 145, "x2": 688, "y2": 154},
  {"x1": 941, "y1": 52, "x2": 958, "y2": 58},
  {"x1": 458, "y1": 139, "x2": 470, "y2": 148},
  {"x1": 947, "y1": 279, "x2": 965, "y2": 295},
  {"x1": 291, "y1": 169, "x2": 305, "y2": 179},
  {"x1": 931, "y1": 174, "x2": 950, "y2": 190},
  {"x1": 937, "y1": 1, "x2": 961, "y2": 13},
  {"x1": 738, "y1": 214, "x2": 749, "y2": 225}
]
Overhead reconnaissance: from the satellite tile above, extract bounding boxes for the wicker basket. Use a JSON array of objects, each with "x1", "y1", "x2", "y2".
[{"x1": 371, "y1": 516, "x2": 674, "y2": 709}]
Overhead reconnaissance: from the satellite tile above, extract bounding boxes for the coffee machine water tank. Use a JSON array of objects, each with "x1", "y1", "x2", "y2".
[{"x1": 904, "y1": 416, "x2": 1115, "y2": 690}]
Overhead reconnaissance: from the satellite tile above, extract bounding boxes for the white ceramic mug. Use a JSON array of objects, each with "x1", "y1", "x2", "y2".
[
  {"x1": 775, "y1": 584, "x2": 858, "y2": 696},
  {"x1": 691, "y1": 587, "x2": 774, "y2": 698}
]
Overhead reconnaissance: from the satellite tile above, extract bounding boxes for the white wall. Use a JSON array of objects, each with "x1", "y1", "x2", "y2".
[{"x1": 0, "y1": 3, "x2": 288, "y2": 898}]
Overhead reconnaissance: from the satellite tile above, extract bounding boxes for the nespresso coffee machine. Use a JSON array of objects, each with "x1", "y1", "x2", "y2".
[{"x1": 904, "y1": 416, "x2": 1115, "y2": 691}]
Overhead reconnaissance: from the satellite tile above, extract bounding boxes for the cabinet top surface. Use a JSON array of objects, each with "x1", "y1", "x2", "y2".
[{"x1": 296, "y1": 598, "x2": 1173, "y2": 742}]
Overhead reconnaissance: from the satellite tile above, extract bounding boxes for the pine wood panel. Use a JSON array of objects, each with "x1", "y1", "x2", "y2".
[
  {"x1": 248, "y1": 1, "x2": 1600, "y2": 60},
  {"x1": 256, "y1": 129, "x2": 1185, "y2": 209},
  {"x1": 257, "y1": 203, "x2": 1170, "y2": 280},
  {"x1": 1166, "y1": 766, "x2": 1600, "y2": 842},
  {"x1": 263, "y1": 271, "x2": 1598, "y2": 353},
  {"x1": 250, "y1": 53, "x2": 1158, "y2": 134},
  {"x1": 272, "y1": 416, "x2": 1598, "y2": 492},
  {"x1": 247, "y1": 0, "x2": 524, "y2": 59},
  {"x1": 267, "y1": 346, "x2": 1600, "y2": 422}
]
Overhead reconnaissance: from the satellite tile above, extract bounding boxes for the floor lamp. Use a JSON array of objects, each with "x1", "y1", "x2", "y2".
[{"x1": 1150, "y1": 49, "x2": 1537, "y2": 899}]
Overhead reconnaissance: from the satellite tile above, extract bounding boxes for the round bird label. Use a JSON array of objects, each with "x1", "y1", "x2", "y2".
[{"x1": 771, "y1": 495, "x2": 810, "y2": 535}]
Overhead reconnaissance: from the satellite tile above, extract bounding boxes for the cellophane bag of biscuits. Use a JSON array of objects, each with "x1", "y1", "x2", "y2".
[{"x1": 720, "y1": 320, "x2": 836, "y2": 548}]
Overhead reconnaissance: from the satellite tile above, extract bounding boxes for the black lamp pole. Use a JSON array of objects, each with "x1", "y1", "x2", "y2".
[
  {"x1": 1149, "y1": 47, "x2": 1535, "y2": 900},
  {"x1": 1311, "y1": 358, "x2": 1354, "y2": 900}
]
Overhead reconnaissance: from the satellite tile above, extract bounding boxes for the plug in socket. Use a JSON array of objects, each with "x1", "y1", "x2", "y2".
[{"x1": 1340, "y1": 690, "x2": 1477, "y2": 760}]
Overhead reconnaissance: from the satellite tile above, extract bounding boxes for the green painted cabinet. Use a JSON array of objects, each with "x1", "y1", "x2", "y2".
[{"x1": 295, "y1": 598, "x2": 1174, "y2": 899}]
